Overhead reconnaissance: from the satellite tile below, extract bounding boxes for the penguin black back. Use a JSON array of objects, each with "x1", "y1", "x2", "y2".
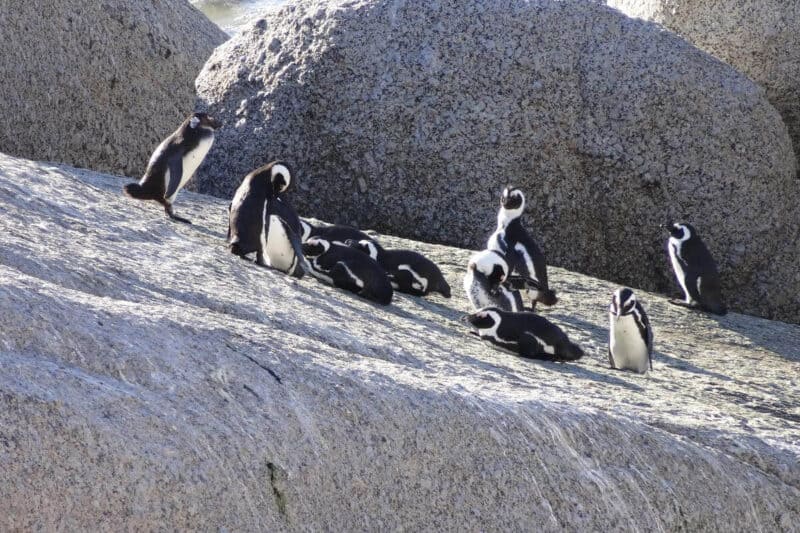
[
  {"x1": 464, "y1": 307, "x2": 583, "y2": 362},
  {"x1": 303, "y1": 237, "x2": 393, "y2": 305},
  {"x1": 124, "y1": 112, "x2": 220, "y2": 223},
  {"x1": 299, "y1": 219, "x2": 374, "y2": 245},
  {"x1": 487, "y1": 187, "x2": 556, "y2": 308},
  {"x1": 666, "y1": 222, "x2": 727, "y2": 315},
  {"x1": 347, "y1": 239, "x2": 451, "y2": 298},
  {"x1": 228, "y1": 161, "x2": 293, "y2": 258}
]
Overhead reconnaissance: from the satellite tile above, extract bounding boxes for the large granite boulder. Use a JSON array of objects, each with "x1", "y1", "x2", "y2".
[
  {"x1": 194, "y1": 0, "x2": 800, "y2": 323},
  {"x1": 607, "y1": 0, "x2": 800, "y2": 165},
  {"x1": 0, "y1": 0, "x2": 227, "y2": 177},
  {"x1": 1, "y1": 152, "x2": 799, "y2": 529}
]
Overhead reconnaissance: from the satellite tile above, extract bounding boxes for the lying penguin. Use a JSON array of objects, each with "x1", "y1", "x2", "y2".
[
  {"x1": 463, "y1": 249, "x2": 525, "y2": 312},
  {"x1": 302, "y1": 237, "x2": 393, "y2": 305},
  {"x1": 463, "y1": 307, "x2": 584, "y2": 362},
  {"x1": 608, "y1": 288, "x2": 653, "y2": 374},
  {"x1": 346, "y1": 239, "x2": 451, "y2": 298},
  {"x1": 664, "y1": 222, "x2": 727, "y2": 315},
  {"x1": 123, "y1": 112, "x2": 220, "y2": 223},
  {"x1": 227, "y1": 161, "x2": 307, "y2": 277},
  {"x1": 487, "y1": 187, "x2": 557, "y2": 310},
  {"x1": 299, "y1": 219, "x2": 374, "y2": 245}
]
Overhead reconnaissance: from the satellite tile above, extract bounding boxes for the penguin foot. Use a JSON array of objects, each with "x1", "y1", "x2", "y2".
[
  {"x1": 164, "y1": 205, "x2": 192, "y2": 224},
  {"x1": 668, "y1": 299, "x2": 698, "y2": 310}
]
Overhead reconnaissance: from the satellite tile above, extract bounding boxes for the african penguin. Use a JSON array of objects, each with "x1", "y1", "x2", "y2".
[
  {"x1": 463, "y1": 250, "x2": 524, "y2": 312},
  {"x1": 302, "y1": 237, "x2": 393, "y2": 305},
  {"x1": 123, "y1": 112, "x2": 220, "y2": 223},
  {"x1": 227, "y1": 161, "x2": 308, "y2": 277},
  {"x1": 665, "y1": 222, "x2": 727, "y2": 315},
  {"x1": 347, "y1": 239, "x2": 451, "y2": 298},
  {"x1": 608, "y1": 288, "x2": 653, "y2": 374},
  {"x1": 299, "y1": 219, "x2": 374, "y2": 245},
  {"x1": 487, "y1": 187, "x2": 557, "y2": 310},
  {"x1": 463, "y1": 307, "x2": 584, "y2": 362}
]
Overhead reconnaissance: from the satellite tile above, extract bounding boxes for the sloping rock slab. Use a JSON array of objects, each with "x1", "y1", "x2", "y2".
[
  {"x1": 0, "y1": 152, "x2": 798, "y2": 530},
  {"x1": 0, "y1": 0, "x2": 227, "y2": 177}
]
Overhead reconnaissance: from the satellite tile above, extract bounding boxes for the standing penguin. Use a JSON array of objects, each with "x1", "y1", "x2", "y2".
[
  {"x1": 302, "y1": 237, "x2": 393, "y2": 305},
  {"x1": 463, "y1": 250, "x2": 524, "y2": 312},
  {"x1": 347, "y1": 239, "x2": 451, "y2": 298},
  {"x1": 664, "y1": 222, "x2": 727, "y2": 315},
  {"x1": 227, "y1": 161, "x2": 307, "y2": 277},
  {"x1": 487, "y1": 187, "x2": 557, "y2": 310},
  {"x1": 463, "y1": 307, "x2": 584, "y2": 362},
  {"x1": 608, "y1": 288, "x2": 653, "y2": 373},
  {"x1": 123, "y1": 112, "x2": 220, "y2": 223},
  {"x1": 299, "y1": 220, "x2": 374, "y2": 245}
]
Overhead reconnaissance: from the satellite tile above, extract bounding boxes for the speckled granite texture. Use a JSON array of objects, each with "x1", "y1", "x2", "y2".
[
  {"x1": 193, "y1": 0, "x2": 800, "y2": 323},
  {"x1": 0, "y1": 0, "x2": 227, "y2": 177},
  {"x1": 607, "y1": 0, "x2": 800, "y2": 166}
]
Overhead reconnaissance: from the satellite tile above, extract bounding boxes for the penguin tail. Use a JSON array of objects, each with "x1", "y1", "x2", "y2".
[
  {"x1": 558, "y1": 342, "x2": 584, "y2": 362},
  {"x1": 538, "y1": 289, "x2": 558, "y2": 306},
  {"x1": 123, "y1": 182, "x2": 156, "y2": 200},
  {"x1": 437, "y1": 279, "x2": 452, "y2": 298}
]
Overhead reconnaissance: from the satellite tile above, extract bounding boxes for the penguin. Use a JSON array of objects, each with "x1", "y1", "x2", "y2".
[
  {"x1": 608, "y1": 288, "x2": 653, "y2": 373},
  {"x1": 302, "y1": 237, "x2": 393, "y2": 305},
  {"x1": 299, "y1": 219, "x2": 374, "y2": 245},
  {"x1": 346, "y1": 239, "x2": 451, "y2": 298},
  {"x1": 463, "y1": 250, "x2": 525, "y2": 312},
  {"x1": 123, "y1": 112, "x2": 220, "y2": 223},
  {"x1": 227, "y1": 161, "x2": 308, "y2": 277},
  {"x1": 664, "y1": 222, "x2": 727, "y2": 315},
  {"x1": 462, "y1": 307, "x2": 584, "y2": 362},
  {"x1": 487, "y1": 187, "x2": 557, "y2": 310}
]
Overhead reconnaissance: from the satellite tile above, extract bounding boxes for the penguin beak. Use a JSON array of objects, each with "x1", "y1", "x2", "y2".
[
  {"x1": 208, "y1": 117, "x2": 222, "y2": 130},
  {"x1": 459, "y1": 314, "x2": 471, "y2": 324}
]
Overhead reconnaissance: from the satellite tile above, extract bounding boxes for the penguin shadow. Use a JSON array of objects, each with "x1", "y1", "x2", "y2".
[
  {"x1": 654, "y1": 350, "x2": 734, "y2": 381},
  {"x1": 701, "y1": 312, "x2": 800, "y2": 362},
  {"x1": 548, "y1": 360, "x2": 646, "y2": 392}
]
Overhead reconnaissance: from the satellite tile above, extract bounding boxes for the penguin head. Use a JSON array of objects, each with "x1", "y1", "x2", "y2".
[
  {"x1": 610, "y1": 287, "x2": 637, "y2": 316},
  {"x1": 500, "y1": 187, "x2": 525, "y2": 213},
  {"x1": 464, "y1": 307, "x2": 502, "y2": 330},
  {"x1": 666, "y1": 222, "x2": 695, "y2": 241},
  {"x1": 469, "y1": 250, "x2": 508, "y2": 284},
  {"x1": 188, "y1": 112, "x2": 221, "y2": 130},
  {"x1": 302, "y1": 237, "x2": 330, "y2": 257},
  {"x1": 269, "y1": 162, "x2": 293, "y2": 194}
]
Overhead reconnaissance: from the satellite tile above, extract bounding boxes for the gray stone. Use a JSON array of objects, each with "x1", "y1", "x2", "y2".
[
  {"x1": 0, "y1": 0, "x2": 227, "y2": 177},
  {"x1": 607, "y1": 0, "x2": 800, "y2": 165},
  {"x1": 1, "y1": 151, "x2": 799, "y2": 529},
  {"x1": 194, "y1": 0, "x2": 800, "y2": 323}
]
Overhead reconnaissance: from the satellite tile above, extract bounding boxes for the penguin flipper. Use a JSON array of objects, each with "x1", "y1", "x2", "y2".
[
  {"x1": 518, "y1": 332, "x2": 544, "y2": 359},
  {"x1": 608, "y1": 347, "x2": 616, "y2": 369},
  {"x1": 164, "y1": 152, "x2": 185, "y2": 201},
  {"x1": 330, "y1": 262, "x2": 363, "y2": 292},
  {"x1": 283, "y1": 219, "x2": 310, "y2": 278},
  {"x1": 391, "y1": 269, "x2": 426, "y2": 296}
]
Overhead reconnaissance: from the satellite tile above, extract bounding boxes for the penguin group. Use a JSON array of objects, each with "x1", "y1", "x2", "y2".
[{"x1": 124, "y1": 112, "x2": 729, "y2": 376}]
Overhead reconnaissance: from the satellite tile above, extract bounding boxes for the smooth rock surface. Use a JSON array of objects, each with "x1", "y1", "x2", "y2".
[
  {"x1": 194, "y1": 0, "x2": 800, "y2": 324},
  {"x1": 0, "y1": 0, "x2": 227, "y2": 177},
  {"x1": 1, "y1": 152, "x2": 798, "y2": 530},
  {"x1": 607, "y1": 0, "x2": 800, "y2": 165}
]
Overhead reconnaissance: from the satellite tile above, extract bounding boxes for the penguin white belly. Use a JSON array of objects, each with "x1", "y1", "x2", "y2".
[
  {"x1": 464, "y1": 271, "x2": 489, "y2": 311},
  {"x1": 668, "y1": 241, "x2": 691, "y2": 302},
  {"x1": 609, "y1": 315, "x2": 649, "y2": 373},
  {"x1": 166, "y1": 135, "x2": 214, "y2": 203},
  {"x1": 264, "y1": 215, "x2": 297, "y2": 272}
]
